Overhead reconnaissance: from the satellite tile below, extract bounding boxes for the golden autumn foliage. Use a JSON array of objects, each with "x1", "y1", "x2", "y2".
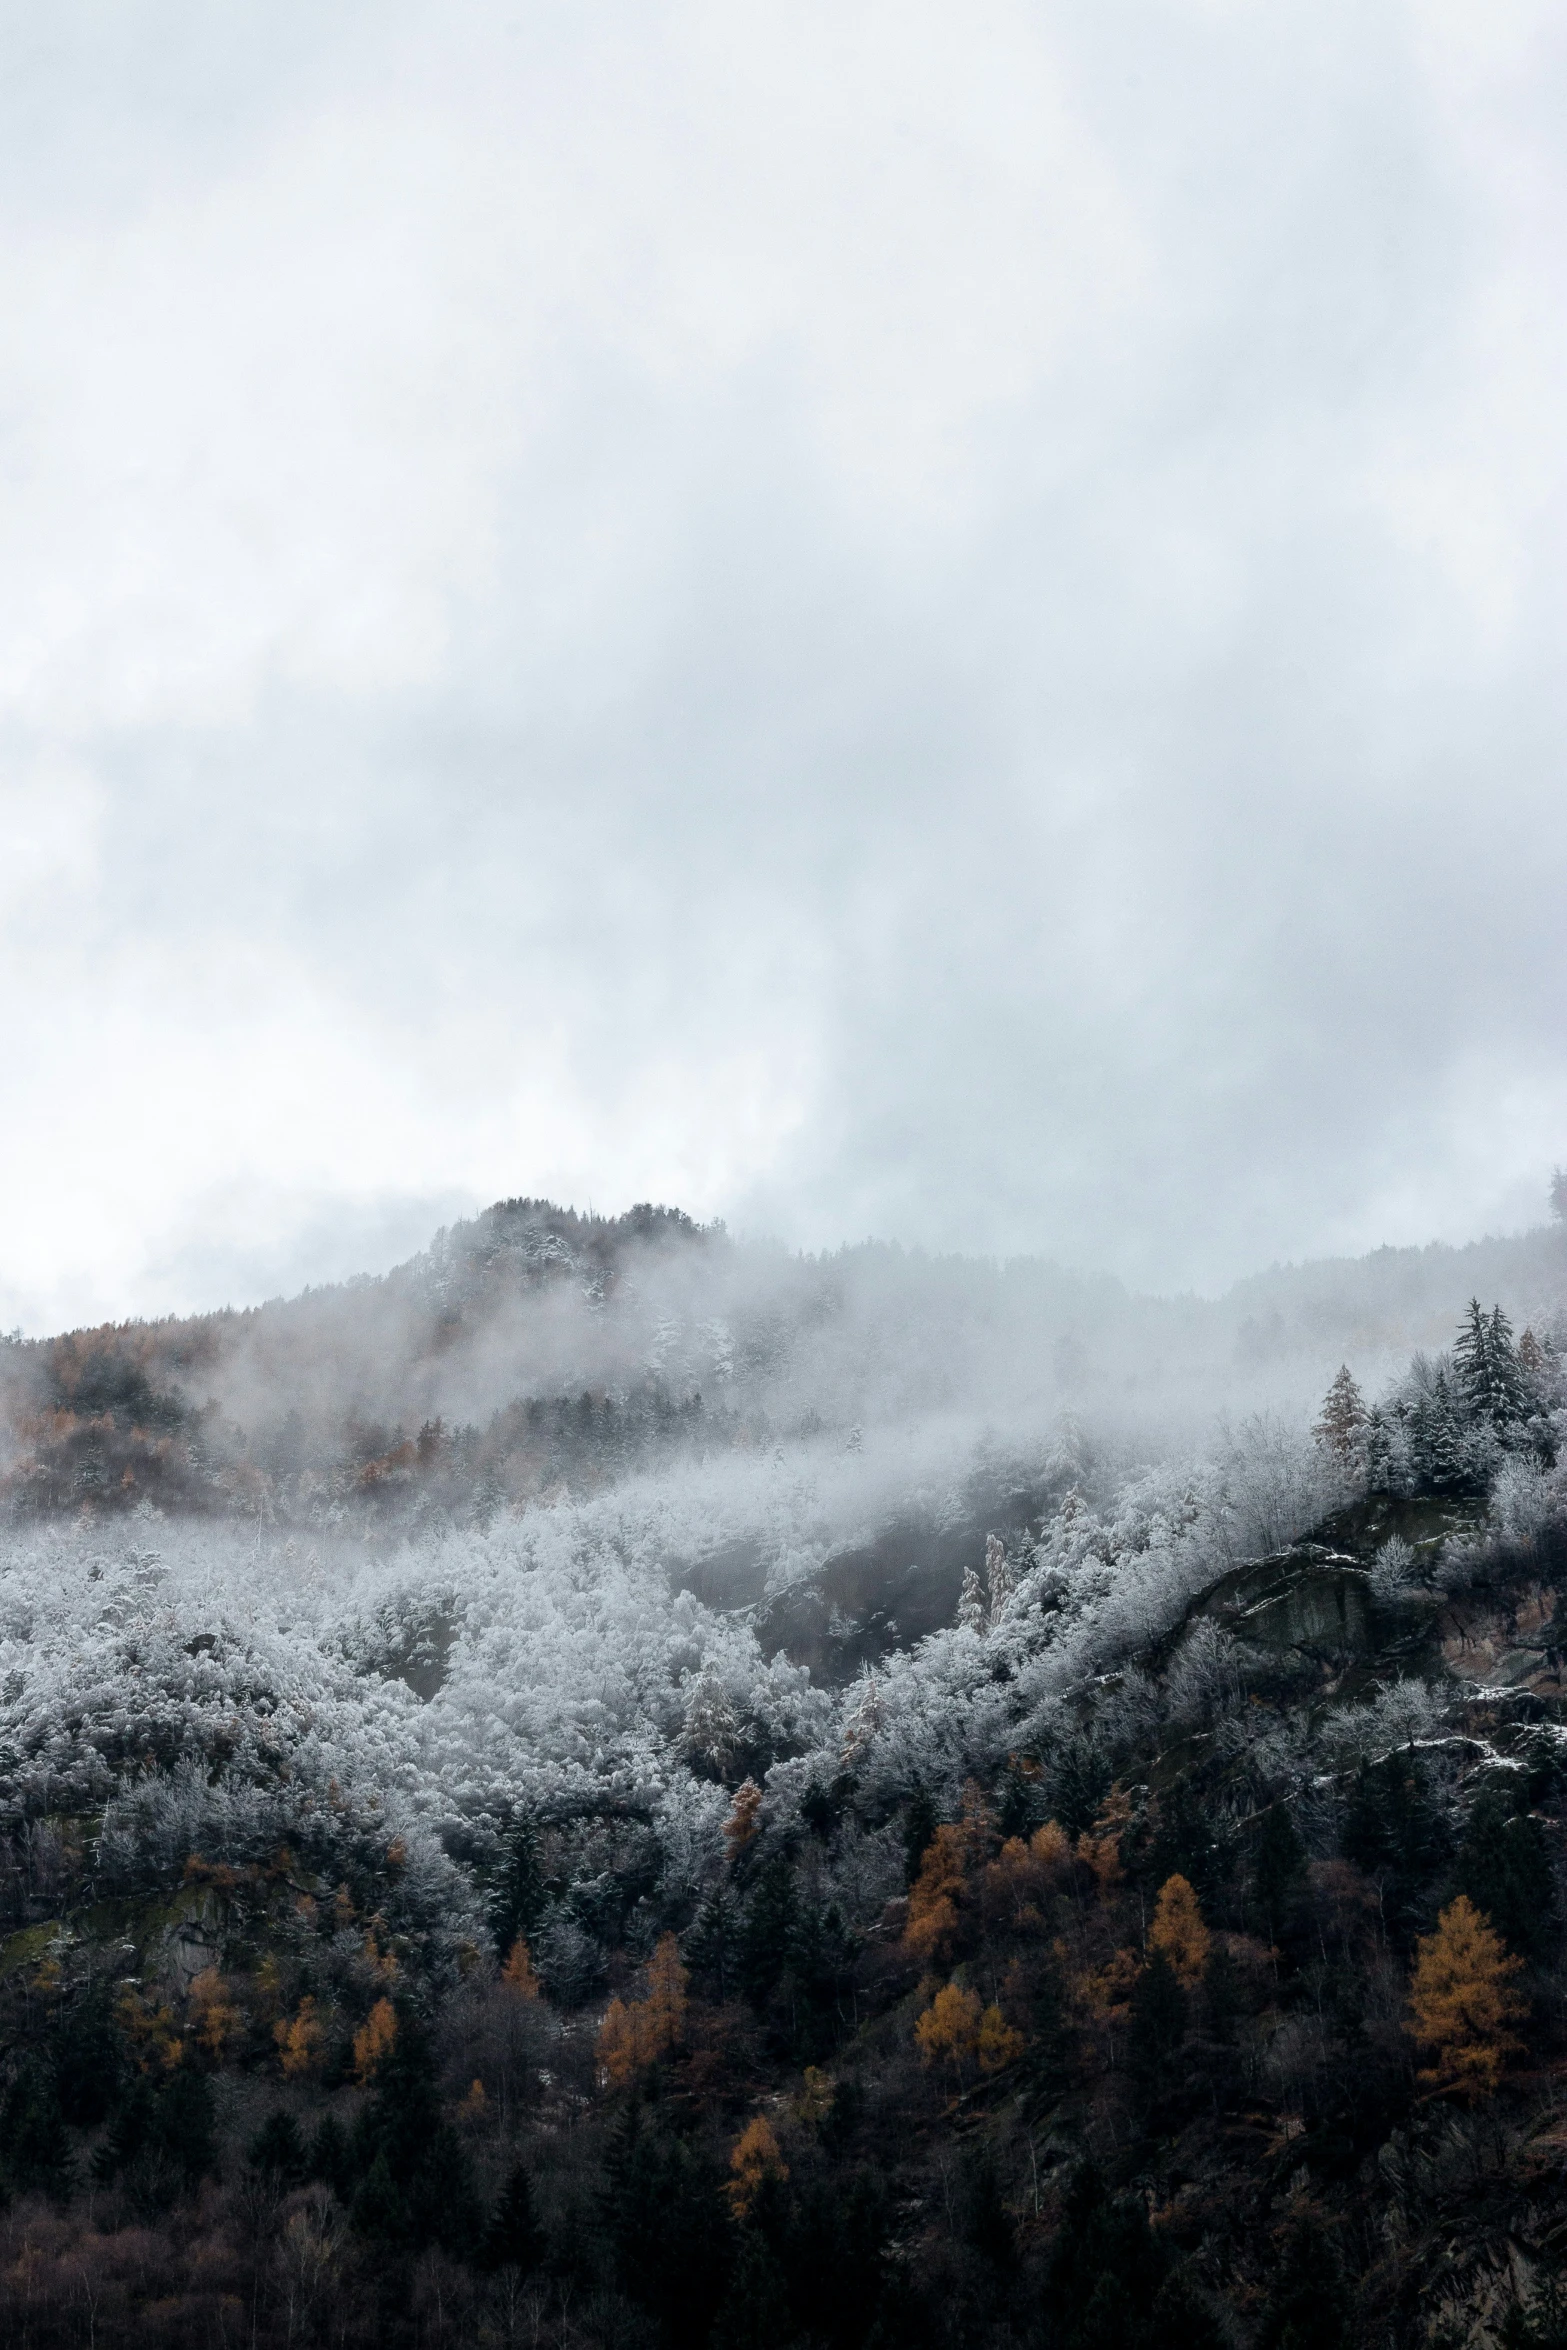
[
  {"x1": 905, "y1": 1787, "x2": 995, "y2": 1964},
  {"x1": 275, "y1": 1996, "x2": 326, "y2": 2080},
  {"x1": 727, "y1": 2117, "x2": 789, "y2": 2219},
  {"x1": 981, "y1": 1821, "x2": 1073, "y2": 1924},
  {"x1": 597, "y1": 1933, "x2": 690, "y2": 2084},
  {"x1": 353, "y1": 1996, "x2": 399, "y2": 2084},
  {"x1": 1072, "y1": 1947, "x2": 1141, "y2": 2026},
  {"x1": 915, "y1": 1981, "x2": 983, "y2": 2073},
  {"x1": 906, "y1": 1827, "x2": 969, "y2": 1964},
  {"x1": 1149, "y1": 1874, "x2": 1210, "y2": 1989},
  {"x1": 361, "y1": 1923, "x2": 400, "y2": 1985},
  {"x1": 724, "y1": 1779, "x2": 764, "y2": 1859},
  {"x1": 117, "y1": 1986, "x2": 183, "y2": 2074},
  {"x1": 597, "y1": 1998, "x2": 640, "y2": 2087},
  {"x1": 914, "y1": 1980, "x2": 1019, "y2": 2079},
  {"x1": 644, "y1": 1932, "x2": 689, "y2": 2047},
  {"x1": 501, "y1": 1938, "x2": 543, "y2": 1999},
  {"x1": 977, "y1": 2002, "x2": 1025, "y2": 2073},
  {"x1": 1406, "y1": 1896, "x2": 1526, "y2": 2102},
  {"x1": 188, "y1": 1968, "x2": 242, "y2": 2064},
  {"x1": 794, "y1": 2066, "x2": 835, "y2": 2127},
  {"x1": 1077, "y1": 1788, "x2": 1131, "y2": 1892}
]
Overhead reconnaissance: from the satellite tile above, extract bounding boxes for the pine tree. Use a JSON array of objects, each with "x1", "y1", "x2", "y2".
[
  {"x1": 51, "y1": 1984, "x2": 123, "y2": 2126},
  {"x1": 1129, "y1": 1949, "x2": 1188, "y2": 2085},
  {"x1": 0, "y1": 2058, "x2": 73, "y2": 2200},
  {"x1": 1259, "y1": 2207, "x2": 1349, "y2": 2350},
  {"x1": 1409, "y1": 1364, "x2": 1478, "y2": 1495},
  {"x1": 308, "y1": 2111, "x2": 354, "y2": 2201},
  {"x1": 740, "y1": 1855, "x2": 799, "y2": 2003},
  {"x1": 1455, "y1": 1298, "x2": 1493, "y2": 1411},
  {"x1": 1406, "y1": 1895, "x2": 1526, "y2": 2100},
  {"x1": 353, "y1": 2148, "x2": 410, "y2": 2240},
  {"x1": 603, "y1": 2108, "x2": 731, "y2": 2340},
  {"x1": 481, "y1": 2161, "x2": 546, "y2": 2274},
  {"x1": 995, "y1": 1754, "x2": 1039, "y2": 1840},
  {"x1": 686, "y1": 1887, "x2": 740, "y2": 2001},
  {"x1": 248, "y1": 2110, "x2": 308, "y2": 2189},
  {"x1": 1456, "y1": 1788, "x2": 1557, "y2": 1962},
  {"x1": 984, "y1": 1532, "x2": 1015, "y2": 1622},
  {"x1": 1314, "y1": 1366, "x2": 1368, "y2": 1463},
  {"x1": 157, "y1": 2068, "x2": 217, "y2": 2190},
  {"x1": 1490, "y1": 1305, "x2": 1527, "y2": 1420},
  {"x1": 1252, "y1": 1803, "x2": 1306, "y2": 1946},
  {"x1": 903, "y1": 1786, "x2": 938, "y2": 1886},
  {"x1": 1455, "y1": 1299, "x2": 1525, "y2": 1426},
  {"x1": 1344, "y1": 1753, "x2": 1451, "y2": 1950},
  {"x1": 490, "y1": 1815, "x2": 546, "y2": 1954},
  {"x1": 1150, "y1": 2262, "x2": 1230, "y2": 2350}
]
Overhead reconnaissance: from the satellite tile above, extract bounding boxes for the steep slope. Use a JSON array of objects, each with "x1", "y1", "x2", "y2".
[{"x1": 0, "y1": 1299, "x2": 1565, "y2": 2345}]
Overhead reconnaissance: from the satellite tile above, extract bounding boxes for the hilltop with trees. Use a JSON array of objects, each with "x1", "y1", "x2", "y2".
[{"x1": 0, "y1": 1206, "x2": 1565, "y2": 2342}]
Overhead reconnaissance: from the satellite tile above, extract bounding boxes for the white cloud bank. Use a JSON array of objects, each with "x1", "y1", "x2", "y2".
[{"x1": 1, "y1": 0, "x2": 1564, "y2": 1328}]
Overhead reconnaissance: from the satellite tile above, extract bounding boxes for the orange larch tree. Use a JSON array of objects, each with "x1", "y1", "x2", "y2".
[
  {"x1": 1406, "y1": 1895, "x2": 1526, "y2": 2101},
  {"x1": 1148, "y1": 1874, "x2": 1210, "y2": 1989}
]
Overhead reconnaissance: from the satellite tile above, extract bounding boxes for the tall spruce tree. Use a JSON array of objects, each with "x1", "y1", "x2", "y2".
[
  {"x1": 1314, "y1": 1366, "x2": 1368, "y2": 1464},
  {"x1": 482, "y1": 2161, "x2": 546, "y2": 2275},
  {"x1": 1455, "y1": 1299, "x2": 1525, "y2": 1427}
]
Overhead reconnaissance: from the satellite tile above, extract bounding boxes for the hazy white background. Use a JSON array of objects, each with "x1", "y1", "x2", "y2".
[{"x1": 2, "y1": 0, "x2": 1564, "y2": 1332}]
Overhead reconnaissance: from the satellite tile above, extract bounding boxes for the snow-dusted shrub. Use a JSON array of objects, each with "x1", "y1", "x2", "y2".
[
  {"x1": 1164, "y1": 1621, "x2": 1248, "y2": 1727},
  {"x1": 1319, "y1": 1678, "x2": 1448, "y2": 1769},
  {"x1": 1489, "y1": 1455, "x2": 1553, "y2": 1546},
  {"x1": 1369, "y1": 1535, "x2": 1420, "y2": 1605},
  {"x1": 534, "y1": 1912, "x2": 605, "y2": 2004}
]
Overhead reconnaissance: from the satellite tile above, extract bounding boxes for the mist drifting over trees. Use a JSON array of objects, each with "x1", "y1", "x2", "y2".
[{"x1": 1, "y1": 1194, "x2": 1566, "y2": 2344}]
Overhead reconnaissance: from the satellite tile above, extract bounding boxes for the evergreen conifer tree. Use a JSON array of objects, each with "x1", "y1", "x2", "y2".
[
  {"x1": 1252, "y1": 1803, "x2": 1306, "y2": 1947},
  {"x1": 1314, "y1": 1366, "x2": 1368, "y2": 1463},
  {"x1": 481, "y1": 2160, "x2": 546, "y2": 2275},
  {"x1": 353, "y1": 2149, "x2": 410, "y2": 2240},
  {"x1": 248, "y1": 2110, "x2": 308, "y2": 2189},
  {"x1": 0, "y1": 2058, "x2": 73, "y2": 2200},
  {"x1": 490, "y1": 1816, "x2": 546, "y2": 1954},
  {"x1": 903, "y1": 1787, "x2": 938, "y2": 1887},
  {"x1": 1129, "y1": 1949, "x2": 1188, "y2": 2089},
  {"x1": 1456, "y1": 1788, "x2": 1557, "y2": 1962},
  {"x1": 1259, "y1": 2207, "x2": 1349, "y2": 2350},
  {"x1": 1455, "y1": 1299, "x2": 1526, "y2": 1426},
  {"x1": 309, "y1": 2111, "x2": 354, "y2": 2201}
]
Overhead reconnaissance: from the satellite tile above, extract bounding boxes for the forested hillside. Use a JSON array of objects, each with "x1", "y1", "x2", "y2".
[
  {"x1": 4, "y1": 1196, "x2": 1564, "y2": 1539},
  {"x1": 2, "y1": 1211, "x2": 1567, "y2": 2345}
]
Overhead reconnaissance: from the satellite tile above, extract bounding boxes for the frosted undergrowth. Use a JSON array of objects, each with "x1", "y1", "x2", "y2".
[{"x1": 0, "y1": 1412, "x2": 1341, "y2": 1927}]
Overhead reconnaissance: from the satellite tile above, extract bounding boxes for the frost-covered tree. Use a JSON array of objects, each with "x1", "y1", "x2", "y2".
[
  {"x1": 1314, "y1": 1366, "x2": 1367, "y2": 1465},
  {"x1": 1454, "y1": 1299, "x2": 1526, "y2": 1428}
]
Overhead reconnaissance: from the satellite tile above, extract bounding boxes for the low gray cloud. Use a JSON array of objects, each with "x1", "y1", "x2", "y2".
[{"x1": 1, "y1": 0, "x2": 1563, "y2": 1329}]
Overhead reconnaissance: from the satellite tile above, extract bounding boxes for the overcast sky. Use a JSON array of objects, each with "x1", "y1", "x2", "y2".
[{"x1": 1, "y1": 0, "x2": 1564, "y2": 1332}]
